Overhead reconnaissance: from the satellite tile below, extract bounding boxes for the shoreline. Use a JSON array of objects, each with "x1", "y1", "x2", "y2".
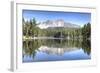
[{"x1": 23, "y1": 36, "x2": 84, "y2": 41}]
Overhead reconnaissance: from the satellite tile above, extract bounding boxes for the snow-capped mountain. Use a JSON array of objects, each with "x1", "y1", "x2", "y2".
[{"x1": 37, "y1": 19, "x2": 80, "y2": 29}]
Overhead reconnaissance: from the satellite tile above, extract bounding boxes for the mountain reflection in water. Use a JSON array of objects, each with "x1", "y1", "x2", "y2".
[{"x1": 22, "y1": 39, "x2": 91, "y2": 62}]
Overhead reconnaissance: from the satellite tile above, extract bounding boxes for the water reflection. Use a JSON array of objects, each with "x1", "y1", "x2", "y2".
[{"x1": 23, "y1": 39, "x2": 91, "y2": 62}]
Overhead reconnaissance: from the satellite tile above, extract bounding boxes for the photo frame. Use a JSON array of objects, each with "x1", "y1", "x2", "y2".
[{"x1": 11, "y1": 1, "x2": 97, "y2": 71}]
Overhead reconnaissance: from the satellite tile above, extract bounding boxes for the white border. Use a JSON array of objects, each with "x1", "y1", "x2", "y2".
[{"x1": 11, "y1": 1, "x2": 97, "y2": 71}]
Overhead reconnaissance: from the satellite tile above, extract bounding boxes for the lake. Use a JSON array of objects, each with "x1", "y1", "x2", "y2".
[{"x1": 22, "y1": 39, "x2": 91, "y2": 62}]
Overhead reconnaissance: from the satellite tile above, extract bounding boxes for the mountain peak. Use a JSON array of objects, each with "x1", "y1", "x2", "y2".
[{"x1": 37, "y1": 19, "x2": 80, "y2": 29}]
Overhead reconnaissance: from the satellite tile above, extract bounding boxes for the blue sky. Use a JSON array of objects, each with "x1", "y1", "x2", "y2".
[{"x1": 23, "y1": 10, "x2": 91, "y2": 27}]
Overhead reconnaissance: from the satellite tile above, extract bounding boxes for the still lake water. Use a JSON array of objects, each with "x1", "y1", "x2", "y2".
[{"x1": 22, "y1": 39, "x2": 91, "y2": 62}]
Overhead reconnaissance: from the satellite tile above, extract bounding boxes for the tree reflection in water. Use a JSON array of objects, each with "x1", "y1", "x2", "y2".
[
  {"x1": 82, "y1": 39, "x2": 91, "y2": 55},
  {"x1": 23, "y1": 39, "x2": 91, "y2": 62}
]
